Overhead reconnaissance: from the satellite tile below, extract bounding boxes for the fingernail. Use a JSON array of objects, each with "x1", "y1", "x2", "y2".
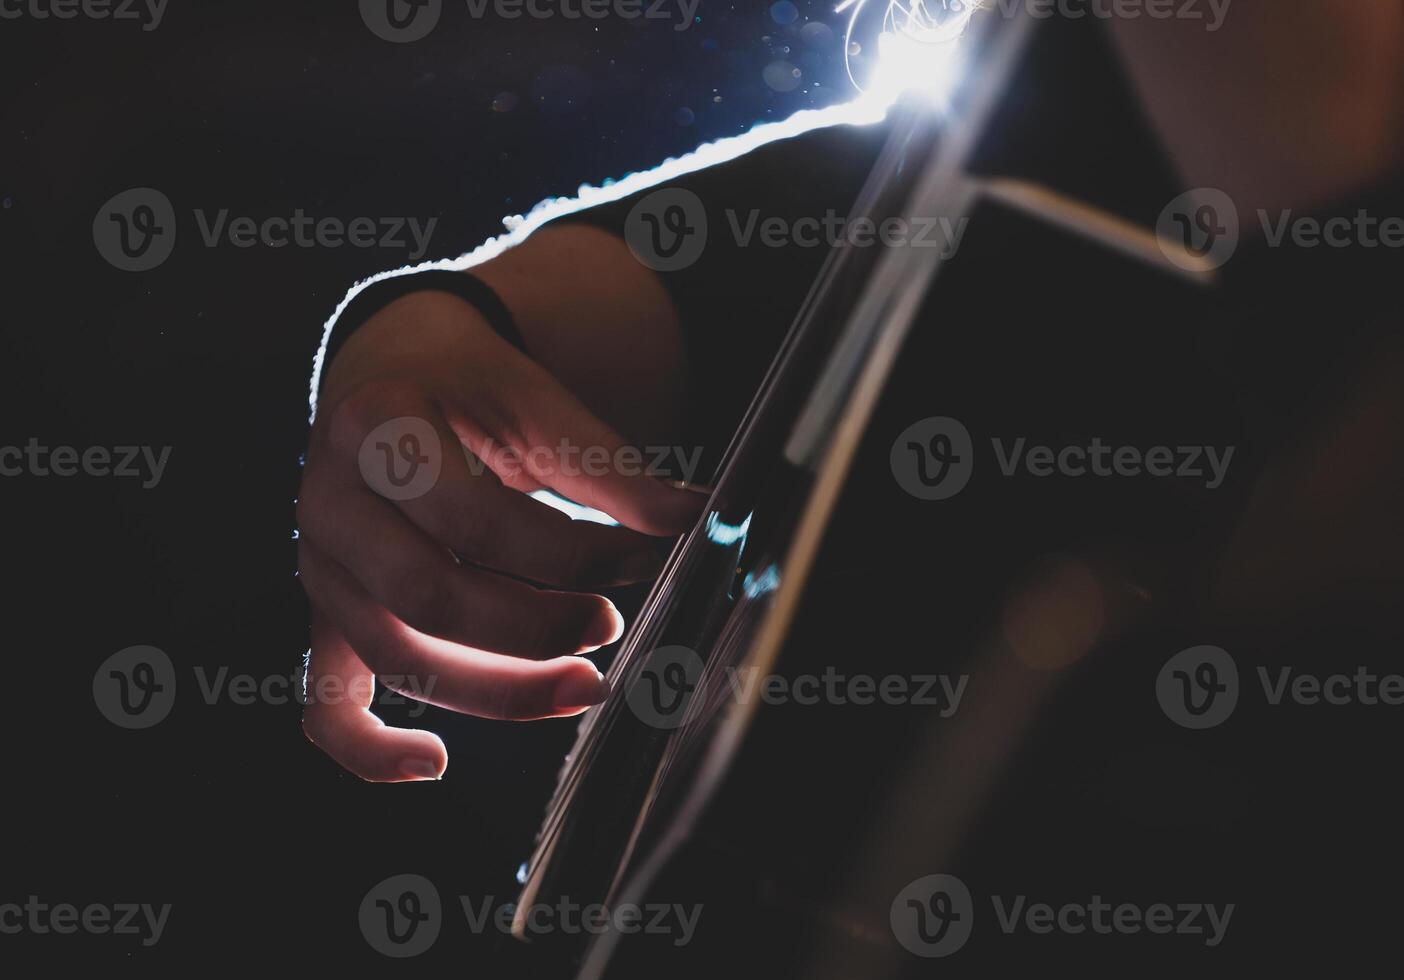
[
  {"x1": 581, "y1": 603, "x2": 625, "y2": 649},
  {"x1": 553, "y1": 668, "x2": 611, "y2": 712},
  {"x1": 615, "y1": 549, "x2": 664, "y2": 583},
  {"x1": 399, "y1": 757, "x2": 443, "y2": 781}
]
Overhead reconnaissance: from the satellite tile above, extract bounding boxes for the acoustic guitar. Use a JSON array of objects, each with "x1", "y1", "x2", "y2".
[{"x1": 512, "y1": 10, "x2": 1226, "y2": 977}]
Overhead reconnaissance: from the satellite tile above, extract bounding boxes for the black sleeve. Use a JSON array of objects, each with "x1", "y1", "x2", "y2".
[{"x1": 547, "y1": 118, "x2": 892, "y2": 476}]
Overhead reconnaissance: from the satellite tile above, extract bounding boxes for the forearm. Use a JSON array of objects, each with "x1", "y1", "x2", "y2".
[{"x1": 323, "y1": 121, "x2": 881, "y2": 464}]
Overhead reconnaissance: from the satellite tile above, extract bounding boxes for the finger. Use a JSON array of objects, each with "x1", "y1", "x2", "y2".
[
  {"x1": 302, "y1": 614, "x2": 448, "y2": 783},
  {"x1": 446, "y1": 363, "x2": 707, "y2": 537},
  {"x1": 322, "y1": 384, "x2": 668, "y2": 589},
  {"x1": 300, "y1": 543, "x2": 612, "y2": 720},
  {"x1": 299, "y1": 469, "x2": 624, "y2": 658},
  {"x1": 395, "y1": 412, "x2": 670, "y2": 588}
]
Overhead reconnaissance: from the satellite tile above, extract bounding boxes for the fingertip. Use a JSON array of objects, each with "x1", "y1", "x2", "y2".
[
  {"x1": 632, "y1": 479, "x2": 708, "y2": 536},
  {"x1": 397, "y1": 756, "x2": 445, "y2": 781},
  {"x1": 551, "y1": 660, "x2": 612, "y2": 713},
  {"x1": 395, "y1": 730, "x2": 448, "y2": 782},
  {"x1": 579, "y1": 600, "x2": 625, "y2": 651},
  {"x1": 305, "y1": 705, "x2": 449, "y2": 783}
]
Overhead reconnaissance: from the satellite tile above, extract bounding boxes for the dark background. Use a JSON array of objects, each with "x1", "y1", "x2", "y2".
[
  {"x1": 4, "y1": 2, "x2": 1403, "y2": 975},
  {"x1": 0, "y1": 0, "x2": 861, "y2": 970}
]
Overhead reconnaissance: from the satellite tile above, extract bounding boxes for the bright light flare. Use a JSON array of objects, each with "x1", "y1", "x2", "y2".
[{"x1": 839, "y1": 0, "x2": 976, "y2": 106}]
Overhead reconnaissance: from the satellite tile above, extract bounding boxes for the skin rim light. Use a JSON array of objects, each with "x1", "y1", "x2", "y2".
[{"x1": 308, "y1": 1, "x2": 977, "y2": 421}]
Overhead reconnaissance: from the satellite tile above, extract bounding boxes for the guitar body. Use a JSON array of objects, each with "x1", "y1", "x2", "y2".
[
  {"x1": 592, "y1": 193, "x2": 1237, "y2": 978},
  {"x1": 515, "y1": 13, "x2": 1262, "y2": 978}
]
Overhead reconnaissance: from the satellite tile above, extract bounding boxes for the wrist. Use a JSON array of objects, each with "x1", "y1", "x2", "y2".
[
  {"x1": 319, "y1": 292, "x2": 501, "y2": 412},
  {"x1": 316, "y1": 270, "x2": 525, "y2": 413}
]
